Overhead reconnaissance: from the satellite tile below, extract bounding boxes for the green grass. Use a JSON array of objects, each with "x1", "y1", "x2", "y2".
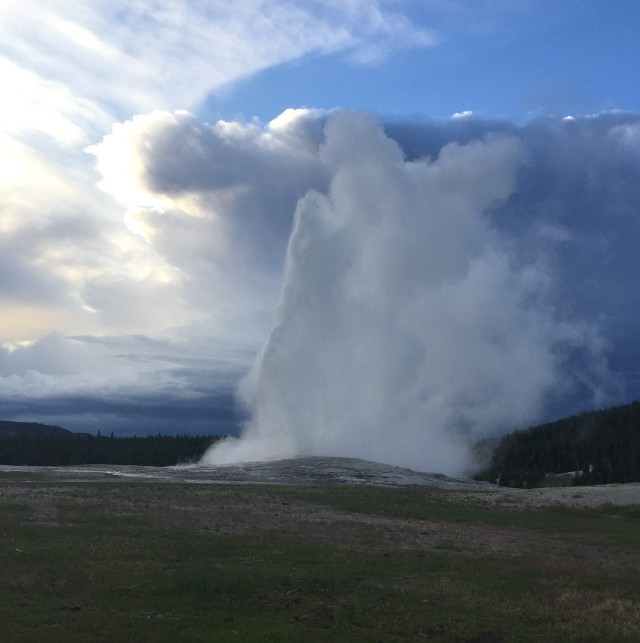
[{"x1": 0, "y1": 479, "x2": 638, "y2": 642}]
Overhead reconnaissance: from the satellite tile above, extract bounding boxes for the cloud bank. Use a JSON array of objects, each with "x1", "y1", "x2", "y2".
[{"x1": 0, "y1": 331, "x2": 247, "y2": 435}]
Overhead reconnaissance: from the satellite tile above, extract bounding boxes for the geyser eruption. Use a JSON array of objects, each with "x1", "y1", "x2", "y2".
[{"x1": 203, "y1": 111, "x2": 612, "y2": 474}]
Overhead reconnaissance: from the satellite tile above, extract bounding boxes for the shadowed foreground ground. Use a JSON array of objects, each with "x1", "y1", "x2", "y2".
[{"x1": 0, "y1": 459, "x2": 639, "y2": 642}]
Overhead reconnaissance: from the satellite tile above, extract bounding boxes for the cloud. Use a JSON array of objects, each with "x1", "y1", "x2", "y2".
[
  {"x1": 324, "y1": 1, "x2": 438, "y2": 63},
  {"x1": 85, "y1": 109, "x2": 338, "y2": 352},
  {"x1": 1, "y1": 1, "x2": 435, "y2": 129},
  {"x1": 0, "y1": 1, "x2": 433, "y2": 345},
  {"x1": 89, "y1": 108, "x2": 328, "y2": 262}
]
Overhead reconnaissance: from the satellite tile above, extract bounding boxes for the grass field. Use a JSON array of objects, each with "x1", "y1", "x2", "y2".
[{"x1": 0, "y1": 474, "x2": 639, "y2": 642}]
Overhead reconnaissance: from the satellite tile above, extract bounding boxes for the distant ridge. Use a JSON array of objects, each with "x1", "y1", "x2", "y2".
[{"x1": 0, "y1": 420, "x2": 73, "y2": 438}]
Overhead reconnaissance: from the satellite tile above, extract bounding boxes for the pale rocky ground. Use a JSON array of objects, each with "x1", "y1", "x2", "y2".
[{"x1": 1, "y1": 456, "x2": 639, "y2": 507}]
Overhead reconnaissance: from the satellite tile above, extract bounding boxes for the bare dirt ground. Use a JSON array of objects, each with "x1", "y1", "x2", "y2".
[{"x1": 459, "y1": 481, "x2": 640, "y2": 509}]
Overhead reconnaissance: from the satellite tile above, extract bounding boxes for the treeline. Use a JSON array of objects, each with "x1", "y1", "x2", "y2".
[
  {"x1": 475, "y1": 400, "x2": 640, "y2": 488},
  {"x1": 0, "y1": 432, "x2": 221, "y2": 467}
]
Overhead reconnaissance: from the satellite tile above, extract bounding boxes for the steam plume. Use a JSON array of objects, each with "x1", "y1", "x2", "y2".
[{"x1": 203, "y1": 112, "x2": 614, "y2": 474}]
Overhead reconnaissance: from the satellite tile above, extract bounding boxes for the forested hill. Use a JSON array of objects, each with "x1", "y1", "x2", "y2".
[
  {"x1": 0, "y1": 421, "x2": 221, "y2": 466},
  {"x1": 0, "y1": 420, "x2": 77, "y2": 438},
  {"x1": 475, "y1": 400, "x2": 640, "y2": 488}
]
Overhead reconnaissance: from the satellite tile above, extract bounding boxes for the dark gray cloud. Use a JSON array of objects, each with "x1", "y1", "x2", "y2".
[
  {"x1": 0, "y1": 390, "x2": 243, "y2": 437},
  {"x1": 0, "y1": 332, "x2": 248, "y2": 435}
]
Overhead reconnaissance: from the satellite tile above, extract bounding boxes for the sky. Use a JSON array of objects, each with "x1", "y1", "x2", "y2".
[{"x1": 1, "y1": 1, "x2": 640, "y2": 467}]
